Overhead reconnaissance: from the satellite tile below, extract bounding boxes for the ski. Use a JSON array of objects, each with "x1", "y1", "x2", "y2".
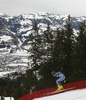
[
  {"x1": 54, "y1": 87, "x2": 75, "y2": 93},
  {"x1": 45, "y1": 87, "x2": 75, "y2": 95}
]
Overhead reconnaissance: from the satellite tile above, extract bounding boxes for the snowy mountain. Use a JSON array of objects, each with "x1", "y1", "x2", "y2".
[{"x1": 0, "y1": 12, "x2": 86, "y2": 78}]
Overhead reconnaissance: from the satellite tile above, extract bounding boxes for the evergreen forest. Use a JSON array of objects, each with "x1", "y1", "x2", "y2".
[{"x1": 0, "y1": 15, "x2": 86, "y2": 100}]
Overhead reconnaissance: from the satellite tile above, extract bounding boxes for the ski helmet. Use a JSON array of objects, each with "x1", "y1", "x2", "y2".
[{"x1": 51, "y1": 71, "x2": 55, "y2": 75}]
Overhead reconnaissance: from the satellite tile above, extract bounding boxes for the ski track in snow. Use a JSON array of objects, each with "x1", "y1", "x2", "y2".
[{"x1": 34, "y1": 89, "x2": 86, "y2": 100}]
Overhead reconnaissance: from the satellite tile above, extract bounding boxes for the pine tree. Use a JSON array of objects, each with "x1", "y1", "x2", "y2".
[
  {"x1": 73, "y1": 21, "x2": 86, "y2": 80},
  {"x1": 23, "y1": 69, "x2": 37, "y2": 94},
  {"x1": 38, "y1": 24, "x2": 55, "y2": 89},
  {"x1": 3, "y1": 82, "x2": 10, "y2": 96},
  {"x1": 51, "y1": 29, "x2": 60, "y2": 69},
  {"x1": 27, "y1": 23, "x2": 44, "y2": 91},
  {"x1": 43, "y1": 24, "x2": 54, "y2": 61},
  {"x1": 63, "y1": 15, "x2": 74, "y2": 80},
  {"x1": 52, "y1": 29, "x2": 66, "y2": 71},
  {"x1": 29, "y1": 23, "x2": 43, "y2": 69}
]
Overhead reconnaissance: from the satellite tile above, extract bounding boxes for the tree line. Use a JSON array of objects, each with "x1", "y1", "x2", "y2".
[
  {"x1": 0, "y1": 15, "x2": 86, "y2": 100},
  {"x1": 23, "y1": 15, "x2": 86, "y2": 95},
  {"x1": 0, "y1": 72, "x2": 24, "y2": 100}
]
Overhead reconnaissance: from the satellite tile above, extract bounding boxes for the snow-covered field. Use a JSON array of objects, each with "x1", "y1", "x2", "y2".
[
  {"x1": 0, "y1": 97, "x2": 14, "y2": 100},
  {"x1": 34, "y1": 89, "x2": 86, "y2": 100}
]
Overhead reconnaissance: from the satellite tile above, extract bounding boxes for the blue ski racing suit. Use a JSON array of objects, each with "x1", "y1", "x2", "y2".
[{"x1": 54, "y1": 72, "x2": 65, "y2": 85}]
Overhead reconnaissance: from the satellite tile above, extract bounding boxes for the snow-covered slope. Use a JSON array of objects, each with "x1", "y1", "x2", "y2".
[
  {"x1": 0, "y1": 97, "x2": 14, "y2": 100},
  {"x1": 0, "y1": 12, "x2": 86, "y2": 78},
  {"x1": 34, "y1": 89, "x2": 86, "y2": 100}
]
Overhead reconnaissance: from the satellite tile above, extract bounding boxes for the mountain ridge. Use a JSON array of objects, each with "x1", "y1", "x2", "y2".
[{"x1": 0, "y1": 12, "x2": 86, "y2": 78}]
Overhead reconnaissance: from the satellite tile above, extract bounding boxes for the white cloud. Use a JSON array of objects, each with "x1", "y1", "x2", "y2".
[{"x1": 0, "y1": 0, "x2": 86, "y2": 16}]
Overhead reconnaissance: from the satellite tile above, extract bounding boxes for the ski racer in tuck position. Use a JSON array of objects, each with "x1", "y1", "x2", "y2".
[{"x1": 51, "y1": 71, "x2": 65, "y2": 91}]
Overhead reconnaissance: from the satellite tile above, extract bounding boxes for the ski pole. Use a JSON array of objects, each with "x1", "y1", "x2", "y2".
[{"x1": 64, "y1": 70, "x2": 81, "y2": 83}]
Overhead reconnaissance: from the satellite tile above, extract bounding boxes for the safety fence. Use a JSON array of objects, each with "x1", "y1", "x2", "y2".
[{"x1": 18, "y1": 80, "x2": 86, "y2": 100}]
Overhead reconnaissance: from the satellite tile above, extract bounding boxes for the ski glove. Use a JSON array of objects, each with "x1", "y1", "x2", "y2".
[
  {"x1": 64, "y1": 80, "x2": 66, "y2": 83},
  {"x1": 59, "y1": 75, "x2": 61, "y2": 77}
]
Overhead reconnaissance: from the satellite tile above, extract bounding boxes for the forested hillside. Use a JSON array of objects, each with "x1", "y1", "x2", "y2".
[
  {"x1": 22, "y1": 15, "x2": 86, "y2": 98},
  {"x1": 0, "y1": 14, "x2": 86, "y2": 100}
]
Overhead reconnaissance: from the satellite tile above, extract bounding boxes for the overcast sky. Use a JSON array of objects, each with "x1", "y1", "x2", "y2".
[{"x1": 0, "y1": 0, "x2": 86, "y2": 16}]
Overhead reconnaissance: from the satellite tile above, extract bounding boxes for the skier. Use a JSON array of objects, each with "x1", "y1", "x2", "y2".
[{"x1": 51, "y1": 71, "x2": 65, "y2": 91}]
